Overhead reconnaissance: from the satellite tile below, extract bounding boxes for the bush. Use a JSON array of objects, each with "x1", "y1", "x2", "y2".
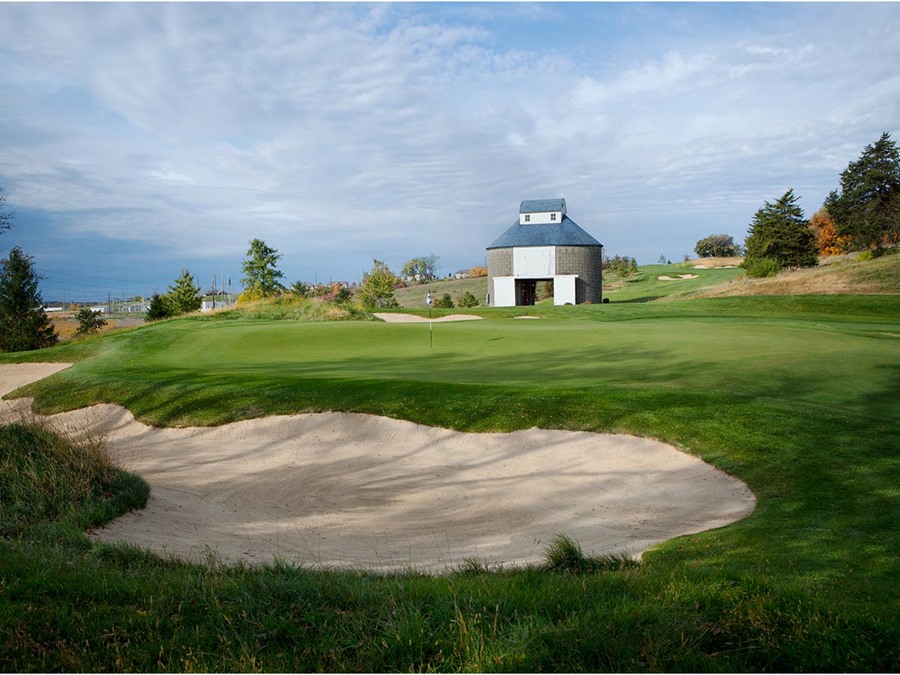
[
  {"x1": 432, "y1": 293, "x2": 454, "y2": 309},
  {"x1": 458, "y1": 291, "x2": 479, "y2": 308},
  {"x1": 744, "y1": 257, "x2": 782, "y2": 278}
]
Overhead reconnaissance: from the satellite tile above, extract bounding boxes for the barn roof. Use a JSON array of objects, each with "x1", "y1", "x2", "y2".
[
  {"x1": 486, "y1": 215, "x2": 603, "y2": 250},
  {"x1": 519, "y1": 198, "x2": 566, "y2": 214}
]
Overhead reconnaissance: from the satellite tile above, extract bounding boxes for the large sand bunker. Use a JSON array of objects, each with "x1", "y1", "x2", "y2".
[{"x1": 2, "y1": 364, "x2": 754, "y2": 573}]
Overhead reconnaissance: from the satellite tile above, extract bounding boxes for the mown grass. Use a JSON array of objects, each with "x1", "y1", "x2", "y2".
[{"x1": 1, "y1": 293, "x2": 898, "y2": 671}]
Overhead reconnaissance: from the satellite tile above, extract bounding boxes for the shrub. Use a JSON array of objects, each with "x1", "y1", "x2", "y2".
[
  {"x1": 433, "y1": 293, "x2": 454, "y2": 309},
  {"x1": 744, "y1": 257, "x2": 782, "y2": 278},
  {"x1": 458, "y1": 291, "x2": 479, "y2": 308}
]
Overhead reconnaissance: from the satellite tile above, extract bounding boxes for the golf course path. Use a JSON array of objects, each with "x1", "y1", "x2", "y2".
[{"x1": 2, "y1": 364, "x2": 755, "y2": 573}]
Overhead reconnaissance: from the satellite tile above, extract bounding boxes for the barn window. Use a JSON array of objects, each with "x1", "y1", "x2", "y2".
[
  {"x1": 550, "y1": 213, "x2": 557, "y2": 221},
  {"x1": 524, "y1": 214, "x2": 531, "y2": 222}
]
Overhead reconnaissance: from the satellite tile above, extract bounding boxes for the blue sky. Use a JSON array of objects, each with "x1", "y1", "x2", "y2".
[{"x1": 1, "y1": 2, "x2": 899, "y2": 301}]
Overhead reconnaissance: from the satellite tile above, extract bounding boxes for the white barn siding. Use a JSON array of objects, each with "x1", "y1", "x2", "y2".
[
  {"x1": 552, "y1": 275, "x2": 577, "y2": 305},
  {"x1": 493, "y1": 277, "x2": 516, "y2": 307},
  {"x1": 514, "y1": 246, "x2": 555, "y2": 278}
]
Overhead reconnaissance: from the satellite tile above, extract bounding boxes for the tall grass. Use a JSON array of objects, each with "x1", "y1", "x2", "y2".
[{"x1": 0, "y1": 418, "x2": 147, "y2": 537}]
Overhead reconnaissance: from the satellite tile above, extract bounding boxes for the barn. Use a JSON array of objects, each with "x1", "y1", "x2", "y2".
[{"x1": 486, "y1": 198, "x2": 603, "y2": 306}]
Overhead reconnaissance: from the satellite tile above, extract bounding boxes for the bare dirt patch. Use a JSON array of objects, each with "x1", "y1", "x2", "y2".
[{"x1": 1, "y1": 364, "x2": 755, "y2": 573}]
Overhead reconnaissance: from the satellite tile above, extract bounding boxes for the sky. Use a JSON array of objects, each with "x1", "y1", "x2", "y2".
[{"x1": 1, "y1": 2, "x2": 899, "y2": 302}]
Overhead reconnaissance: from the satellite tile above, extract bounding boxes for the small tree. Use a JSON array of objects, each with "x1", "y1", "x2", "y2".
[
  {"x1": 826, "y1": 132, "x2": 900, "y2": 250},
  {"x1": 694, "y1": 234, "x2": 741, "y2": 258},
  {"x1": 432, "y1": 293, "x2": 454, "y2": 309},
  {"x1": 241, "y1": 239, "x2": 285, "y2": 298},
  {"x1": 74, "y1": 307, "x2": 107, "y2": 336},
  {"x1": 743, "y1": 189, "x2": 817, "y2": 276},
  {"x1": 808, "y1": 207, "x2": 848, "y2": 256},
  {"x1": 458, "y1": 291, "x2": 479, "y2": 307},
  {"x1": 359, "y1": 259, "x2": 399, "y2": 309},
  {"x1": 167, "y1": 269, "x2": 202, "y2": 315},
  {"x1": 0, "y1": 246, "x2": 58, "y2": 352},
  {"x1": 145, "y1": 293, "x2": 173, "y2": 321}
]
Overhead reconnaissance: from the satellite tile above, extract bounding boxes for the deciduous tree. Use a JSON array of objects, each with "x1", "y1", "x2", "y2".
[
  {"x1": 359, "y1": 259, "x2": 399, "y2": 309},
  {"x1": 743, "y1": 189, "x2": 817, "y2": 276},
  {"x1": 826, "y1": 132, "x2": 900, "y2": 250},
  {"x1": 0, "y1": 246, "x2": 58, "y2": 352},
  {"x1": 808, "y1": 207, "x2": 848, "y2": 256},
  {"x1": 75, "y1": 307, "x2": 107, "y2": 336},
  {"x1": 694, "y1": 234, "x2": 741, "y2": 258},
  {"x1": 241, "y1": 239, "x2": 285, "y2": 298}
]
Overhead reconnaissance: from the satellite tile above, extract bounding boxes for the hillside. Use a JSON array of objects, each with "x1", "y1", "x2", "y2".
[{"x1": 407, "y1": 253, "x2": 900, "y2": 306}]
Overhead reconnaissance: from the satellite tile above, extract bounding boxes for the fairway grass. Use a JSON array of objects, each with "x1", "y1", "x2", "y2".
[{"x1": 2, "y1": 294, "x2": 898, "y2": 671}]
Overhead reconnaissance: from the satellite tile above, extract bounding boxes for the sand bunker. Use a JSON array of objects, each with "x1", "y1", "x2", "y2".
[
  {"x1": 1, "y1": 364, "x2": 754, "y2": 573},
  {"x1": 374, "y1": 313, "x2": 481, "y2": 323},
  {"x1": 658, "y1": 274, "x2": 700, "y2": 281}
]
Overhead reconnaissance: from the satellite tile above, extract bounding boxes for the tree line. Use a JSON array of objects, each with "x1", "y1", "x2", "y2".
[{"x1": 693, "y1": 132, "x2": 900, "y2": 277}]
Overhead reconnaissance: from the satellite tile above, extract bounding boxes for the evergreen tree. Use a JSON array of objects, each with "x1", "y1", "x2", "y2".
[
  {"x1": 359, "y1": 259, "x2": 399, "y2": 309},
  {"x1": 0, "y1": 246, "x2": 58, "y2": 352},
  {"x1": 826, "y1": 132, "x2": 900, "y2": 250},
  {"x1": 167, "y1": 269, "x2": 202, "y2": 315},
  {"x1": 743, "y1": 189, "x2": 817, "y2": 276},
  {"x1": 241, "y1": 239, "x2": 285, "y2": 299},
  {"x1": 145, "y1": 293, "x2": 173, "y2": 322}
]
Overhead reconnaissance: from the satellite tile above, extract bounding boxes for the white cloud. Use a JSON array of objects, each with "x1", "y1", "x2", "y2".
[{"x1": 0, "y1": 2, "x2": 899, "y2": 293}]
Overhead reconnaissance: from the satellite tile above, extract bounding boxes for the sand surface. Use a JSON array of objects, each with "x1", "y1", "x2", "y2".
[
  {"x1": 374, "y1": 313, "x2": 482, "y2": 323},
  {"x1": 1, "y1": 363, "x2": 755, "y2": 573}
]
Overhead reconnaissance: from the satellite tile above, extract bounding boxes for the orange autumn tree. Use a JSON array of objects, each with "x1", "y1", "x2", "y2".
[{"x1": 808, "y1": 207, "x2": 850, "y2": 256}]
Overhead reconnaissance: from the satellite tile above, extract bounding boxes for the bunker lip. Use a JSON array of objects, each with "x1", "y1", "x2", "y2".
[{"x1": 1, "y1": 364, "x2": 756, "y2": 574}]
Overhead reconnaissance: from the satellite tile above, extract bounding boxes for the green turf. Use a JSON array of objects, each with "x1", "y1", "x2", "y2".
[{"x1": 1, "y1": 293, "x2": 898, "y2": 671}]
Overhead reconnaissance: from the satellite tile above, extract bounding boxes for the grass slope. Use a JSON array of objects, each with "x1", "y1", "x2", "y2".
[{"x1": 1, "y1": 290, "x2": 898, "y2": 670}]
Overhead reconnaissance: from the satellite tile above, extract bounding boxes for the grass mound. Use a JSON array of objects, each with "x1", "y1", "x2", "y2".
[
  {"x1": 205, "y1": 295, "x2": 376, "y2": 322},
  {"x1": 0, "y1": 420, "x2": 147, "y2": 537}
]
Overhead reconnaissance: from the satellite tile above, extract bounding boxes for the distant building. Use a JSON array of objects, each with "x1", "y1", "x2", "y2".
[{"x1": 486, "y1": 198, "x2": 603, "y2": 306}]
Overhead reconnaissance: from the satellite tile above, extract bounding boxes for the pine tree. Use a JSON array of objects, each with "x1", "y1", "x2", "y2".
[
  {"x1": 145, "y1": 293, "x2": 173, "y2": 322},
  {"x1": 241, "y1": 239, "x2": 285, "y2": 299},
  {"x1": 167, "y1": 269, "x2": 202, "y2": 315},
  {"x1": 0, "y1": 246, "x2": 58, "y2": 352},
  {"x1": 826, "y1": 132, "x2": 900, "y2": 250},
  {"x1": 743, "y1": 189, "x2": 817, "y2": 276}
]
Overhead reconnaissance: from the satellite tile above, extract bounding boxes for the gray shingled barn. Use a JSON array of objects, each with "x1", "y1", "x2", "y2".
[{"x1": 486, "y1": 198, "x2": 603, "y2": 306}]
